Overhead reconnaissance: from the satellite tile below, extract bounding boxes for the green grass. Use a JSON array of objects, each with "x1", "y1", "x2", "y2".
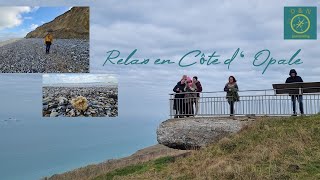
[
  {"x1": 304, "y1": 160, "x2": 320, "y2": 178},
  {"x1": 93, "y1": 156, "x2": 175, "y2": 180},
  {"x1": 93, "y1": 115, "x2": 320, "y2": 180},
  {"x1": 154, "y1": 156, "x2": 175, "y2": 171}
]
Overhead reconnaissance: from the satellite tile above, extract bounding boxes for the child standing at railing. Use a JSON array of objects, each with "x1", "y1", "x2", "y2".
[{"x1": 224, "y1": 76, "x2": 239, "y2": 116}]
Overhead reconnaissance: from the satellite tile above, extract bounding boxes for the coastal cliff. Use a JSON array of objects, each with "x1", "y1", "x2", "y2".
[
  {"x1": 45, "y1": 144, "x2": 190, "y2": 180},
  {"x1": 25, "y1": 7, "x2": 89, "y2": 39},
  {"x1": 45, "y1": 115, "x2": 320, "y2": 179}
]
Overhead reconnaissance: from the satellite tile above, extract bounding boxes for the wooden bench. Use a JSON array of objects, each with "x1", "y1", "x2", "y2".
[{"x1": 272, "y1": 82, "x2": 320, "y2": 95}]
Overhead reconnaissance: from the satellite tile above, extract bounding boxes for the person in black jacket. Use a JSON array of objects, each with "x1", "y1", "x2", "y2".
[
  {"x1": 285, "y1": 69, "x2": 304, "y2": 116},
  {"x1": 173, "y1": 75, "x2": 187, "y2": 118}
]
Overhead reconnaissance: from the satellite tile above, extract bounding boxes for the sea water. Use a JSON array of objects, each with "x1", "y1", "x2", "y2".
[{"x1": 0, "y1": 74, "x2": 166, "y2": 180}]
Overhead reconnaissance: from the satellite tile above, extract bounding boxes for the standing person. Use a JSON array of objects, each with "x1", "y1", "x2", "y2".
[
  {"x1": 285, "y1": 69, "x2": 304, "y2": 116},
  {"x1": 173, "y1": 75, "x2": 187, "y2": 118},
  {"x1": 184, "y1": 77, "x2": 197, "y2": 117},
  {"x1": 224, "y1": 76, "x2": 239, "y2": 116},
  {"x1": 193, "y1": 76, "x2": 202, "y2": 115},
  {"x1": 44, "y1": 31, "x2": 53, "y2": 54}
]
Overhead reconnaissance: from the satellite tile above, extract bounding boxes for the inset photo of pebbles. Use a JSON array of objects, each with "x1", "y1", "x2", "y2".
[
  {"x1": 0, "y1": 6, "x2": 89, "y2": 73},
  {"x1": 42, "y1": 74, "x2": 118, "y2": 117}
]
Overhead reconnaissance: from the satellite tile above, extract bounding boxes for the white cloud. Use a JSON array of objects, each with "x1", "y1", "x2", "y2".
[
  {"x1": 0, "y1": 6, "x2": 32, "y2": 30},
  {"x1": 90, "y1": 0, "x2": 320, "y2": 89},
  {"x1": 24, "y1": 16, "x2": 32, "y2": 20},
  {"x1": 31, "y1": 6, "x2": 39, "y2": 12},
  {"x1": 42, "y1": 74, "x2": 118, "y2": 86},
  {"x1": 30, "y1": 23, "x2": 38, "y2": 30}
]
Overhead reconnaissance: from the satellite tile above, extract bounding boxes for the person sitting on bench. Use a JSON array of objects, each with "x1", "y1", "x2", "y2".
[{"x1": 285, "y1": 69, "x2": 304, "y2": 116}]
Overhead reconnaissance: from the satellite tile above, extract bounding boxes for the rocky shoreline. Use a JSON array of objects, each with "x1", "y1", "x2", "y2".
[
  {"x1": 43, "y1": 86, "x2": 118, "y2": 117},
  {"x1": 0, "y1": 38, "x2": 22, "y2": 47},
  {"x1": 0, "y1": 38, "x2": 89, "y2": 73}
]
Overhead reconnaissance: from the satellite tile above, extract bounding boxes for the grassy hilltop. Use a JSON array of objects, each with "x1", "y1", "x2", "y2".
[{"x1": 94, "y1": 115, "x2": 320, "y2": 180}]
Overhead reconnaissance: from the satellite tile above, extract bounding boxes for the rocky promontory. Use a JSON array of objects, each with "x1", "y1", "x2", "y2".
[
  {"x1": 43, "y1": 87, "x2": 118, "y2": 117},
  {"x1": 157, "y1": 117, "x2": 255, "y2": 149}
]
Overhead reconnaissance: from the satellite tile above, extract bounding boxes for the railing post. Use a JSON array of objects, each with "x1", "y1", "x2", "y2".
[
  {"x1": 299, "y1": 87, "x2": 302, "y2": 95},
  {"x1": 169, "y1": 94, "x2": 172, "y2": 118}
]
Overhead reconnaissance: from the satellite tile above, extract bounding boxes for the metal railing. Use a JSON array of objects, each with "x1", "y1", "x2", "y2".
[{"x1": 169, "y1": 88, "x2": 320, "y2": 118}]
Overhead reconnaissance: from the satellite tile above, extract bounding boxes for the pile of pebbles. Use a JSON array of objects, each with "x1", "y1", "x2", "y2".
[
  {"x1": 43, "y1": 87, "x2": 118, "y2": 117},
  {"x1": 0, "y1": 38, "x2": 89, "y2": 73}
]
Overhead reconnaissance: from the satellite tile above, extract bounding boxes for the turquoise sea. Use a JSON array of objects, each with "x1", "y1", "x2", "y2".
[{"x1": 0, "y1": 74, "x2": 166, "y2": 180}]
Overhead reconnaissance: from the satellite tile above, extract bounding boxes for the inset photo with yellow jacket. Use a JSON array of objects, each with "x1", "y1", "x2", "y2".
[{"x1": 0, "y1": 6, "x2": 89, "y2": 73}]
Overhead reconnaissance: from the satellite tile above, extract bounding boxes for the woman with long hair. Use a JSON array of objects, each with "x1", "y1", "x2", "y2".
[{"x1": 224, "y1": 76, "x2": 239, "y2": 116}]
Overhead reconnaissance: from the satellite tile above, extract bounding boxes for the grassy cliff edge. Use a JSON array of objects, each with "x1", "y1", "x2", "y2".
[
  {"x1": 97, "y1": 115, "x2": 320, "y2": 180},
  {"x1": 47, "y1": 115, "x2": 320, "y2": 180}
]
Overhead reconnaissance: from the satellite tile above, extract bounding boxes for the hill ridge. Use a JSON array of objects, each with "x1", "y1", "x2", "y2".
[{"x1": 25, "y1": 7, "x2": 89, "y2": 39}]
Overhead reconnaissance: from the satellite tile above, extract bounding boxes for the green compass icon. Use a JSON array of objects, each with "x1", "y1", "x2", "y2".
[{"x1": 290, "y1": 14, "x2": 310, "y2": 34}]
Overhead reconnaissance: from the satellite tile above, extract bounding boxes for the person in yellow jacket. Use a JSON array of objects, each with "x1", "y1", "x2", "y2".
[{"x1": 44, "y1": 32, "x2": 53, "y2": 54}]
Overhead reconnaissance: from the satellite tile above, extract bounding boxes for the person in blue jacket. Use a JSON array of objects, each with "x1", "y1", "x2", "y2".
[{"x1": 285, "y1": 69, "x2": 304, "y2": 116}]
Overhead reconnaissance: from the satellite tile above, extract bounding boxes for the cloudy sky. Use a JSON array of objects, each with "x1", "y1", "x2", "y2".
[
  {"x1": 88, "y1": 0, "x2": 320, "y2": 116},
  {"x1": 0, "y1": 6, "x2": 69, "y2": 40},
  {"x1": 42, "y1": 74, "x2": 118, "y2": 86},
  {"x1": 0, "y1": 0, "x2": 319, "y2": 118}
]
